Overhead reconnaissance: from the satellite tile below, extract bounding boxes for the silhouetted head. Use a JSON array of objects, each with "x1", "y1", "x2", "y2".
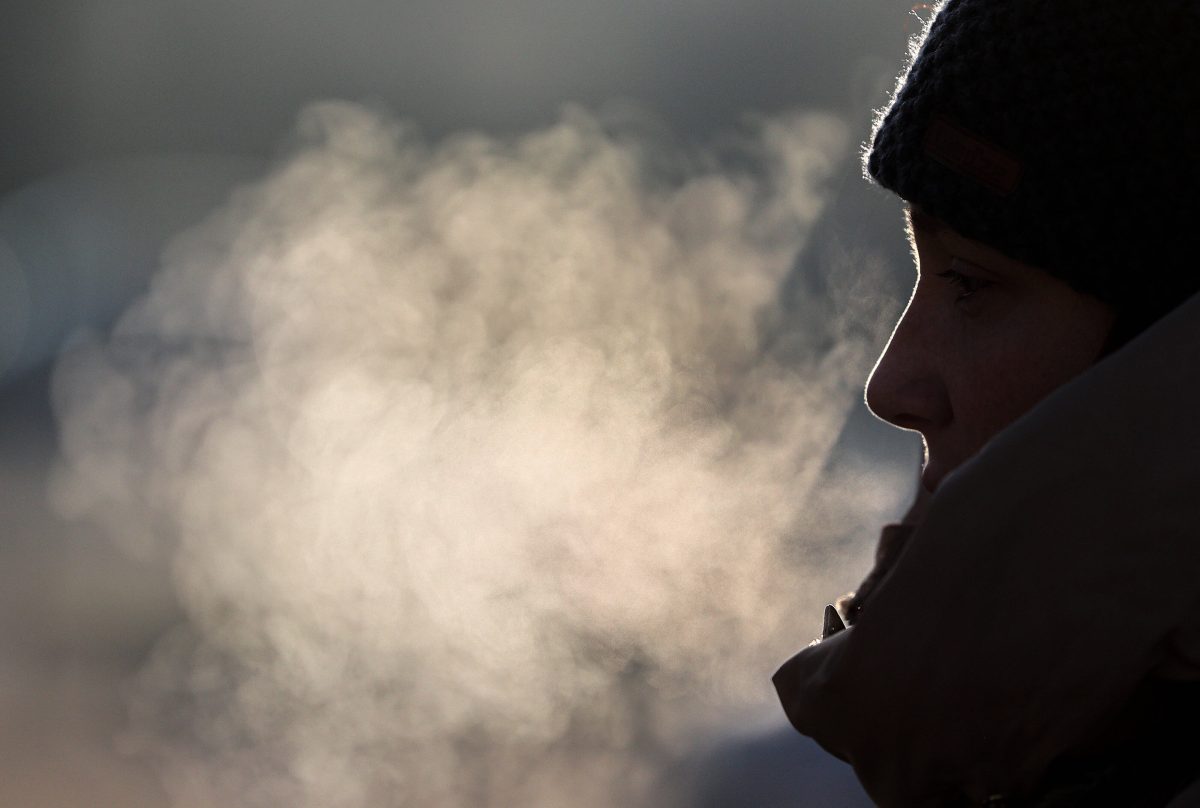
[{"x1": 862, "y1": 0, "x2": 1200, "y2": 490}]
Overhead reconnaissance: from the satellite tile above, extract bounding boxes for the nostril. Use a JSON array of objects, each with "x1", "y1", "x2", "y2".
[
  {"x1": 866, "y1": 367, "x2": 952, "y2": 431},
  {"x1": 887, "y1": 413, "x2": 930, "y2": 433}
]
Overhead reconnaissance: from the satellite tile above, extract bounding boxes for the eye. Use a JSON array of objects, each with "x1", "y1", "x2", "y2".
[{"x1": 936, "y1": 261, "x2": 993, "y2": 303}]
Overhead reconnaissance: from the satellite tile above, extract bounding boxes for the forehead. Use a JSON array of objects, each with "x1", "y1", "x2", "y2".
[
  {"x1": 905, "y1": 204, "x2": 943, "y2": 235},
  {"x1": 904, "y1": 204, "x2": 988, "y2": 260}
]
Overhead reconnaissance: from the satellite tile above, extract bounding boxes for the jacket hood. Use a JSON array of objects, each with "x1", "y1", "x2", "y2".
[{"x1": 774, "y1": 289, "x2": 1200, "y2": 805}]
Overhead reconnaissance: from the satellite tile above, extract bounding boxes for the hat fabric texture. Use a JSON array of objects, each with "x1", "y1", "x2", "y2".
[{"x1": 866, "y1": 0, "x2": 1200, "y2": 328}]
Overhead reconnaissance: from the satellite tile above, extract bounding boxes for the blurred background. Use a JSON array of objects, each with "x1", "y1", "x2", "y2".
[{"x1": 1, "y1": 2, "x2": 923, "y2": 805}]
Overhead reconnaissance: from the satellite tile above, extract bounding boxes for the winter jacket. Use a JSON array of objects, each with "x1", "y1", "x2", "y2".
[{"x1": 773, "y1": 290, "x2": 1200, "y2": 806}]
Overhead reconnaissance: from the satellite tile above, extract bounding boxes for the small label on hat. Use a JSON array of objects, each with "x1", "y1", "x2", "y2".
[{"x1": 923, "y1": 115, "x2": 1022, "y2": 195}]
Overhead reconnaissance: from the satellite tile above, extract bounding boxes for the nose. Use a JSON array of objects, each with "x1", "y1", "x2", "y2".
[{"x1": 864, "y1": 296, "x2": 952, "y2": 433}]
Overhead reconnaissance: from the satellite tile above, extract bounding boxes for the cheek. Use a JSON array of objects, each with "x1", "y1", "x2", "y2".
[
  {"x1": 945, "y1": 299, "x2": 1112, "y2": 443},
  {"x1": 944, "y1": 352, "x2": 1038, "y2": 449}
]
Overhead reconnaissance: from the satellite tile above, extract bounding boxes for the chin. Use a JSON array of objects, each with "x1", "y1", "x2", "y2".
[{"x1": 921, "y1": 459, "x2": 948, "y2": 493}]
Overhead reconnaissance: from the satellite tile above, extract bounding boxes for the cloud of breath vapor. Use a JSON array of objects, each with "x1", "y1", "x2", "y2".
[{"x1": 50, "y1": 101, "x2": 901, "y2": 808}]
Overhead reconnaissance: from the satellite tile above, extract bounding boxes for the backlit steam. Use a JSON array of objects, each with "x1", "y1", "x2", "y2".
[{"x1": 51, "y1": 102, "x2": 899, "y2": 807}]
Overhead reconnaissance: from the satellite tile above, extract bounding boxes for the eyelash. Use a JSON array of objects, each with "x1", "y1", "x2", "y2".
[{"x1": 936, "y1": 266, "x2": 992, "y2": 302}]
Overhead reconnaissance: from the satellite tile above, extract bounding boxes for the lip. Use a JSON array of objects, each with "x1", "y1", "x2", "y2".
[{"x1": 920, "y1": 456, "x2": 947, "y2": 493}]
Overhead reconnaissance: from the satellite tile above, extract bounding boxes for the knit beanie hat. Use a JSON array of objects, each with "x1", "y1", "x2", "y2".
[{"x1": 866, "y1": 0, "x2": 1200, "y2": 340}]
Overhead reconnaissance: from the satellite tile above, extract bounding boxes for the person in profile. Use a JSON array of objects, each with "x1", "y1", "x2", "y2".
[{"x1": 773, "y1": 1, "x2": 1200, "y2": 805}]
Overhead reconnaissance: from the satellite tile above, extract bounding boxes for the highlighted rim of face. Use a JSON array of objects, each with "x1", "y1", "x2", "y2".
[{"x1": 865, "y1": 206, "x2": 1115, "y2": 491}]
